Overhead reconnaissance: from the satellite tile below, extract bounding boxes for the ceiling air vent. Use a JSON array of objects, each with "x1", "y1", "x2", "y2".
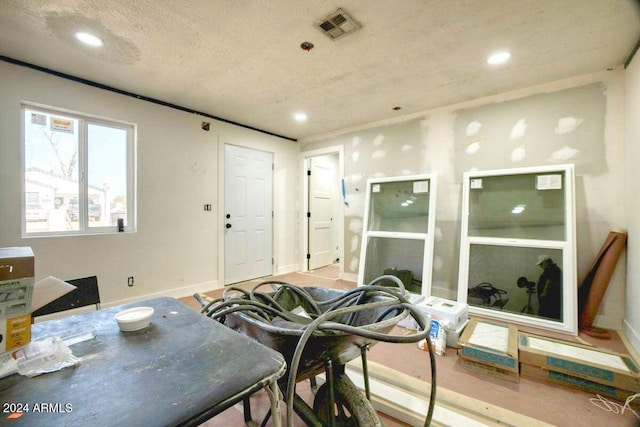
[{"x1": 315, "y1": 8, "x2": 361, "y2": 40}]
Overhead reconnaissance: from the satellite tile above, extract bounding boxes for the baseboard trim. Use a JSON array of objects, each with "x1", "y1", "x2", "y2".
[
  {"x1": 275, "y1": 264, "x2": 298, "y2": 276},
  {"x1": 593, "y1": 313, "x2": 623, "y2": 331},
  {"x1": 103, "y1": 280, "x2": 219, "y2": 309},
  {"x1": 342, "y1": 272, "x2": 358, "y2": 283}
]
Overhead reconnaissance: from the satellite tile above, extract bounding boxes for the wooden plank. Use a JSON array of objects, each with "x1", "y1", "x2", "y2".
[{"x1": 346, "y1": 360, "x2": 555, "y2": 427}]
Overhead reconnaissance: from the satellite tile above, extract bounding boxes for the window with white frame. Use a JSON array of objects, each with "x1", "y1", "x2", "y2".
[
  {"x1": 358, "y1": 174, "x2": 438, "y2": 297},
  {"x1": 457, "y1": 164, "x2": 576, "y2": 335},
  {"x1": 22, "y1": 104, "x2": 135, "y2": 236}
]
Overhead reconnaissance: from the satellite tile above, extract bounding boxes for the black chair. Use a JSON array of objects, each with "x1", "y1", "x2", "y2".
[{"x1": 32, "y1": 275, "x2": 101, "y2": 317}]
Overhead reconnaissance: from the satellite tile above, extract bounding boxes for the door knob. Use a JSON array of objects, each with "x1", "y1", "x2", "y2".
[
  {"x1": 226, "y1": 223, "x2": 232, "y2": 229},
  {"x1": 226, "y1": 214, "x2": 231, "y2": 219}
]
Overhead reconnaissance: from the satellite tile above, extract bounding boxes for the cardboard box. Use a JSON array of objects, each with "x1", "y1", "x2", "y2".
[
  {"x1": 446, "y1": 318, "x2": 469, "y2": 349},
  {"x1": 458, "y1": 318, "x2": 519, "y2": 373},
  {"x1": 519, "y1": 331, "x2": 640, "y2": 392},
  {"x1": 0, "y1": 247, "x2": 34, "y2": 353},
  {"x1": 0, "y1": 314, "x2": 31, "y2": 353},
  {"x1": 398, "y1": 295, "x2": 467, "y2": 330},
  {"x1": 520, "y1": 364, "x2": 638, "y2": 403},
  {"x1": 459, "y1": 357, "x2": 519, "y2": 383},
  {"x1": 421, "y1": 296, "x2": 468, "y2": 330}
]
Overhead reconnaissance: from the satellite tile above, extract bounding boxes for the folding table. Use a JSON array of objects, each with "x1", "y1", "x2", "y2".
[{"x1": 0, "y1": 296, "x2": 286, "y2": 426}]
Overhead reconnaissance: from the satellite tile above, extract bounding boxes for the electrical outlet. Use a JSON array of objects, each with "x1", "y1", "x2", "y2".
[{"x1": 128, "y1": 276, "x2": 134, "y2": 287}]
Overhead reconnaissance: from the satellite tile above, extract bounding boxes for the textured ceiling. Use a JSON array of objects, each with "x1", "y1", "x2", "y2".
[{"x1": 1, "y1": 1, "x2": 639, "y2": 141}]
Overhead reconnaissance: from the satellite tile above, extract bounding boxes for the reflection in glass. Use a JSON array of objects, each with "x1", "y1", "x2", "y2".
[
  {"x1": 368, "y1": 180, "x2": 430, "y2": 233},
  {"x1": 468, "y1": 173, "x2": 565, "y2": 240},
  {"x1": 467, "y1": 244, "x2": 563, "y2": 322},
  {"x1": 362, "y1": 237, "x2": 424, "y2": 293}
]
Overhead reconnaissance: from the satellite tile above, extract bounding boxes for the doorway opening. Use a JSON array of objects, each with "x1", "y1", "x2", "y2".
[{"x1": 301, "y1": 146, "x2": 344, "y2": 276}]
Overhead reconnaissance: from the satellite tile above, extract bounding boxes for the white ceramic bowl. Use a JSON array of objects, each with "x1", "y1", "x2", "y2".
[{"x1": 114, "y1": 306, "x2": 154, "y2": 331}]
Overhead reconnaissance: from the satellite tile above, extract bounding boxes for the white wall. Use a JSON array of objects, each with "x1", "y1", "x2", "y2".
[
  {"x1": 625, "y1": 53, "x2": 640, "y2": 352},
  {"x1": 0, "y1": 61, "x2": 300, "y2": 306},
  {"x1": 302, "y1": 70, "x2": 628, "y2": 331}
]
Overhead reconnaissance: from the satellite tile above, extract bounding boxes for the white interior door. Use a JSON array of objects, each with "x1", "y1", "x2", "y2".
[
  {"x1": 308, "y1": 155, "x2": 336, "y2": 270},
  {"x1": 224, "y1": 145, "x2": 273, "y2": 285}
]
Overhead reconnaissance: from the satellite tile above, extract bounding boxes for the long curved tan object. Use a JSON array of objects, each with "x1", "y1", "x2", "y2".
[{"x1": 578, "y1": 230, "x2": 627, "y2": 338}]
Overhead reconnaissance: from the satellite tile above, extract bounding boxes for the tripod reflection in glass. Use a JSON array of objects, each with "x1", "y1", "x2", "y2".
[{"x1": 517, "y1": 276, "x2": 536, "y2": 314}]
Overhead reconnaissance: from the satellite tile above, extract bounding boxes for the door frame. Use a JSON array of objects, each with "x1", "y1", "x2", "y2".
[
  {"x1": 219, "y1": 139, "x2": 275, "y2": 286},
  {"x1": 300, "y1": 145, "x2": 344, "y2": 275}
]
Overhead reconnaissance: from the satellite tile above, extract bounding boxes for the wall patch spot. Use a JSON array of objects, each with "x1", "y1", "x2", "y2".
[
  {"x1": 348, "y1": 218, "x2": 363, "y2": 233},
  {"x1": 352, "y1": 136, "x2": 362, "y2": 147},
  {"x1": 372, "y1": 150, "x2": 386, "y2": 159},
  {"x1": 466, "y1": 121, "x2": 482, "y2": 136},
  {"x1": 549, "y1": 146, "x2": 580, "y2": 161},
  {"x1": 555, "y1": 117, "x2": 583, "y2": 134},
  {"x1": 465, "y1": 140, "x2": 481, "y2": 154},
  {"x1": 401, "y1": 144, "x2": 413, "y2": 152},
  {"x1": 373, "y1": 134, "x2": 385, "y2": 146},
  {"x1": 510, "y1": 119, "x2": 528, "y2": 140},
  {"x1": 352, "y1": 152, "x2": 360, "y2": 162},
  {"x1": 349, "y1": 257, "x2": 359, "y2": 272},
  {"x1": 350, "y1": 236, "x2": 359, "y2": 252},
  {"x1": 511, "y1": 145, "x2": 526, "y2": 162}
]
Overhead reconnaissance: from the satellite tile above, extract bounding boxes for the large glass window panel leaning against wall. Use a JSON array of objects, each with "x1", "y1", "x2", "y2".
[
  {"x1": 22, "y1": 105, "x2": 135, "y2": 236},
  {"x1": 358, "y1": 175, "x2": 437, "y2": 297},
  {"x1": 457, "y1": 165, "x2": 577, "y2": 335}
]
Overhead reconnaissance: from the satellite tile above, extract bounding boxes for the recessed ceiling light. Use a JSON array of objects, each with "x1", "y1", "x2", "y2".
[
  {"x1": 487, "y1": 51, "x2": 510, "y2": 65},
  {"x1": 293, "y1": 112, "x2": 308, "y2": 122},
  {"x1": 75, "y1": 31, "x2": 103, "y2": 47}
]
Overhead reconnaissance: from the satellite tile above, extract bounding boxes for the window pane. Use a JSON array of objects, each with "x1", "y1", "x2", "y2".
[
  {"x1": 24, "y1": 109, "x2": 79, "y2": 233},
  {"x1": 362, "y1": 236, "x2": 425, "y2": 294},
  {"x1": 367, "y1": 179, "x2": 431, "y2": 233},
  {"x1": 467, "y1": 244, "x2": 563, "y2": 322},
  {"x1": 87, "y1": 124, "x2": 128, "y2": 228},
  {"x1": 468, "y1": 172, "x2": 566, "y2": 240}
]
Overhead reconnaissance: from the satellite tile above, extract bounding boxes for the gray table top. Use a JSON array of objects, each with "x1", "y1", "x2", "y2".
[{"x1": 0, "y1": 296, "x2": 286, "y2": 426}]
